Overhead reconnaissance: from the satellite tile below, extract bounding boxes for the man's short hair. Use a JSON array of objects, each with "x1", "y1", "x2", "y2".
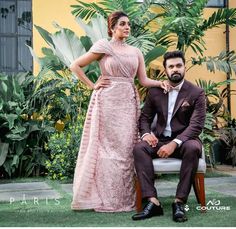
[{"x1": 163, "y1": 51, "x2": 185, "y2": 68}]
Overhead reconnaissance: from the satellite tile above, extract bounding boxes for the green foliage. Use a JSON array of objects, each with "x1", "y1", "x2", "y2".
[
  {"x1": 191, "y1": 51, "x2": 236, "y2": 76},
  {"x1": 30, "y1": 0, "x2": 236, "y2": 172},
  {"x1": 199, "y1": 112, "x2": 216, "y2": 167},
  {"x1": 71, "y1": 0, "x2": 108, "y2": 20},
  {"x1": 28, "y1": 68, "x2": 90, "y2": 180},
  {"x1": 196, "y1": 78, "x2": 236, "y2": 126},
  {"x1": 69, "y1": 0, "x2": 236, "y2": 107},
  {"x1": 69, "y1": 0, "x2": 236, "y2": 74},
  {"x1": 196, "y1": 78, "x2": 236, "y2": 167},
  {"x1": 71, "y1": 0, "x2": 166, "y2": 58},
  {"x1": 154, "y1": 0, "x2": 236, "y2": 56},
  {"x1": 0, "y1": 73, "x2": 54, "y2": 177},
  {"x1": 31, "y1": 68, "x2": 91, "y2": 127},
  {"x1": 45, "y1": 116, "x2": 84, "y2": 180},
  {"x1": 28, "y1": 24, "x2": 87, "y2": 71},
  {"x1": 201, "y1": 8, "x2": 236, "y2": 30},
  {"x1": 75, "y1": 15, "x2": 108, "y2": 43},
  {"x1": 214, "y1": 119, "x2": 236, "y2": 167}
]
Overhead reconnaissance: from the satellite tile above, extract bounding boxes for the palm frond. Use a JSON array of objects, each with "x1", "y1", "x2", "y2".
[
  {"x1": 195, "y1": 78, "x2": 235, "y2": 97},
  {"x1": 189, "y1": 40, "x2": 206, "y2": 56},
  {"x1": 200, "y1": 8, "x2": 236, "y2": 31},
  {"x1": 100, "y1": 0, "x2": 138, "y2": 17},
  {"x1": 71, "y1": 0, "x2": 108, "y2": 20},
  {"x1": 187, "y1": 0, "x2": 208, "y2": 18},
  {"x1": 133, "y1": 0, "x2": 158, "y2": 27},
  {"x1": 153, "y1": 23, "x2": 176, "y2": 46},
  {"x1": 127, "y1": 33, "x2": 156, "y2": 55},
  {"x1": 138, "y1": 0, "x2": 156, "y2": 16},
  {"x1": 191, "y1": 51, "x2": 236, "y2": 75}
]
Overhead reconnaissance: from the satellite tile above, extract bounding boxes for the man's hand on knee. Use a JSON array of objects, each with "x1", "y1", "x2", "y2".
[
  {"x1": 157, "y1": 141, "x2": 177, "y2": 158},
  {"x1": 142, "y1": 133, "x2": 158, "y2": 147}
]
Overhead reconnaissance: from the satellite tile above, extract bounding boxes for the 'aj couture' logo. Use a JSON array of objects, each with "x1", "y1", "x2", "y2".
[
  {"x1": 185, "y1": 199, "x2": 231, "y2": 212},
  {"x1": 207, "y1": 199, "x2": 220, "y2": 206}
]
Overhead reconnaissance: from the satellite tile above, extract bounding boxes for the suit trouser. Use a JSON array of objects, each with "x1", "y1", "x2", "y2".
[{"x1": 133, "y1": 138, "x2": 201, "y2": 203}]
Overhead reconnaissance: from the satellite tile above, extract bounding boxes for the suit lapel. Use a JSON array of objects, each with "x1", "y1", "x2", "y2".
[{"x1": 172, "y1": 81, "x2": 189, "y2": 118}]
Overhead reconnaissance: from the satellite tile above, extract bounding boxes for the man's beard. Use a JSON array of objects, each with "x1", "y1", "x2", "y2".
[{"x1": 167, "y1": 73, "x2": 184, "y2": 83}]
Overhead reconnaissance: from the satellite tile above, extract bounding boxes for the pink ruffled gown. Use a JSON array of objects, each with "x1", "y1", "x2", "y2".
[{"x1": 71, "y1": 38, "x2": 142, "y2": 212}]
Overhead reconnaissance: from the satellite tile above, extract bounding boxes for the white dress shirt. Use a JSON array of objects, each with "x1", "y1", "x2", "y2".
[
  {"x1": 163, "y1": 80, "x2": 184, "y2": 146},
  {"x1": 142, "y1": 80, "x2": 184, "y2": 147}
]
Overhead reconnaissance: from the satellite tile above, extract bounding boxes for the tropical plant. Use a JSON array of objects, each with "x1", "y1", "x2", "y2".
[
  {"x1": 0, "y1": 72, "x2": 54, "y2": 177},
  {"x1": 196, "y1": 78, "x2": 236, "y2": 127},
  {"x1": 28, "y1": 21, "x2": 103, "y2": 84},
  {"x1": 71, "y1": 0, "x2": 167, "y2": 57},
  {"x1": 212, "y1": 119, "x2": 236, "y2": 167},
  {"x1": 199, "y1": 112, "x2": 216, "y2": 167},
  {"x1": 71, "y1": 0, "x2": 163, "y2": 55},
  {"x1": 30, "y1": 68, "x2": 91, "y2": 128},
  {"x1": 190, "y1": 50, "x2": 236, "y2": 77},
  {"x1": 196, "y1": 78, "x2": 236, "y2": 167},
  {"x1": 71, "y1": 0, "x2": 236, "y2": 71},
  {"x1": 45, "y1": 115, "x2": 85, "y2": 180},
  {"x1": 70, "y1": 0, "x2": 236, "y2": 102},
  {"x1": 153, "y1": 0, "x2": 236, "y2": 54}
]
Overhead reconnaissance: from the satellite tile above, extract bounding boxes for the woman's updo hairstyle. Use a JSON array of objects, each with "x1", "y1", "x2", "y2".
[{"x1": 107, "y1": 11, "x2": 129, "y2": 37}]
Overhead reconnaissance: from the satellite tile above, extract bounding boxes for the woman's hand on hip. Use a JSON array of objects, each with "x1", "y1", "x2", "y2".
[{"x1": 93, "y1": 76, "x2": 110, "y2": 90}]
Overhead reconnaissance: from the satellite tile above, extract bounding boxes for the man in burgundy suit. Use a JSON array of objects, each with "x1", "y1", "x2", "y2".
[{"x1": 132, "y1": 51, "x2": 206, "y2": 222}]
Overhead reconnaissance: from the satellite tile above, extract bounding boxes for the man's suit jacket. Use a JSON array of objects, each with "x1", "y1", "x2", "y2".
[{"x1": 139, "y1": 80, "x2": 206, "y2": 143}]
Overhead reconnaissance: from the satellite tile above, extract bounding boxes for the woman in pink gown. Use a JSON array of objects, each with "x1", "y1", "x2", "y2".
[{"x1": 70, "y1": 11, "x2": 169, "y2": 212}]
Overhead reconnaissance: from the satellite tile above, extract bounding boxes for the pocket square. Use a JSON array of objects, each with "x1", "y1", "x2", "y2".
[{"x1": 181, "y1": 101, "x2": 190, "y2": 107}]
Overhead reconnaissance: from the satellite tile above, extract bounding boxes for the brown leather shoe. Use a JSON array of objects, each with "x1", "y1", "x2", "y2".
[
  {"x1": 172, "y1": 202, "x2": 188, "y2": 222},
  {"x1": 132, "y1": 201, "x2": 164, "y2": 220}
]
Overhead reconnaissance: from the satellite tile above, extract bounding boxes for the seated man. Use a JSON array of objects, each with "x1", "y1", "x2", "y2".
[{"x1": 132, "y1": 50, "x2": 206, "y2": 222}]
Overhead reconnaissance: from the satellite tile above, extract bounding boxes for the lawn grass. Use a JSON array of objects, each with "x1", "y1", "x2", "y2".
[
  {"x1": 0, "y1": 171, "x2": 235, "y2": 227},
  {"x1": 0, "y1": 193, "x2": 236, "y2": 227}
]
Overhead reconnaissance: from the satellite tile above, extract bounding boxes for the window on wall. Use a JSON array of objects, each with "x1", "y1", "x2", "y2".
[
  {"x1": 0, "y1": 0, "x2": 32, "y2": 73},
  {"x1": 206, "y1": 0, "x2": 225, "y2": 7}
]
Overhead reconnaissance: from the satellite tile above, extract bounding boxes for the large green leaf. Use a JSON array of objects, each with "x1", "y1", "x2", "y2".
[
  {"x1": 11, "y1": 155, "x2": 19, "y2": 167},
  {"x1": 80, "y1": 36, "x2": 93, "y2": 51},
  {"x1": 0, "y1": 97, "x2": 3, "y2": 110},
  {"x1": 34, "y1": 25, "x2": 55, "y2": 48},
  {"x1": 76, "y1": 14, "x2": 108, "y2": 43},
  {"x1": 0, "y1": 114, "x2": 18, "y2": 129},
  {"x1": 11, "y1": 126, "x2": 27, "y2": 134},
  {"x1": 0, "y1": 143, "x2": 9, "y2": 166},
  {"x1": 6, "y1": 133, "x2": 28, "y2": 141},
  {"x1": 39, "y1": 57, "x2": 65, "y2": 71},
  {"x1": 1, "y1": 81, "x2": 8, "y2": 93},
  {"x1": 26, "y1": 44, "x2": 40, "y2": 66},
  {"x1": 144, "y1": 46, "x2": 167, "y2": 65},
  {"x1": 50, "y1": 27, "x2": 86, "y2": 67},
  {"x1": 16, "y1": 72, "x2": 29, "y2": 86}
]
